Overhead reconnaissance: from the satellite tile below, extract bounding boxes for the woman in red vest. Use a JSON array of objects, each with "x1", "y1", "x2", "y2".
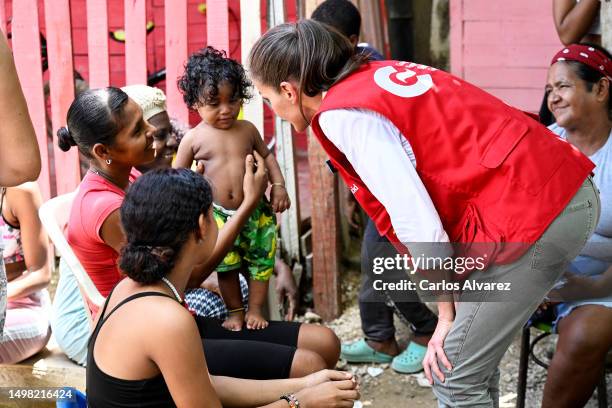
[{"x1": 249, "y1": 20, "x2": 600, "y2": 406}]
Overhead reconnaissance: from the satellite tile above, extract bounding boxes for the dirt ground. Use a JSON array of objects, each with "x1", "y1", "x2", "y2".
[{"x1": 323, "y1": 268, "x2": 612, "y2": 408}]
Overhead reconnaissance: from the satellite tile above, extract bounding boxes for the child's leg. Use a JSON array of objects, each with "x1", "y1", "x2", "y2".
[
  {"x1": 245, "y1": 279, "x2": 269, "y2": 330},
  {"x1": 218, "y1": 270, "x2": 245, "y2": 331}
]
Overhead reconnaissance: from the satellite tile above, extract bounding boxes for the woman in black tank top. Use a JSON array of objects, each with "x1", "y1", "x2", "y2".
[{"x1": 86, "y1": 169, "x2": 359, "y2": 407}]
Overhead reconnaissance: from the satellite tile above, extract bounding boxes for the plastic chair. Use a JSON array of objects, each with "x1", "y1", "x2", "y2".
[
  {"x1": 517, "y1": 322, "x2": 610, "y2": 408},
  {"x1": 39, "y1": 191, "x2": 104, "y2": 325}
]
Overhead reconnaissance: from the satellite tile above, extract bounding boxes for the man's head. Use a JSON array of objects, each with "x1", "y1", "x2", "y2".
[{"x1": 311, "y1": 0, "x2": 361, "y2": 46}]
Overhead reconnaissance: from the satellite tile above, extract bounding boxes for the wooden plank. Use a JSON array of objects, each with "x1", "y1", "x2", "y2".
[
  {"x1": 464, "y1": 66, "x2": 549, "y2": 89},
  {"x1": 449, "y1": 0, "x2": 463, "y2": 76},
  {"x1": 206, "y1": 0, "x2": 229, "y2": 53},
  {"x1": 124, "y1": 0, "x2": 147, "y2": 85},
  {"x1": 464, "y1": 21, "x2": 559, "y2": 47},
  {"x1": 269, "y1": 0, "x2": 301, "y2": 263},
  {"x1": 603, "y1": 0, "x2": 612, "y2": 51},
  {"x1": 164, "y1": 0, "x2": 189, "y2": 123},
  {"x1": 463, "y1": 44, "x2": 559, "y2": 68},
  {"x1": 45, "y1": 0, "x2": 80, "y2": 195},
  {"x1": 484, "y1": 87, "x2": 544, "y2": 112},
  {"x1": 305, "y1": 0, "x2": 341, "y2": 321},
  {"x1": 12, "y1": 0, "x2": 51, "y2": 199},
  {"x1": 0, "y1": 0, "x2": 6, "y2": 34},
  {"x1": 86, "y1": 0, "x2": 110, "y2": 88},
  {"x1": 240, "y1": 0, "x2": 263, "y2": 135}
]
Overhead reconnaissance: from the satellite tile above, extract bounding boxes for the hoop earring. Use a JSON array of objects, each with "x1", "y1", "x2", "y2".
[{"x1": 106, "y1": 159, "x2": 112, "y2": 165}]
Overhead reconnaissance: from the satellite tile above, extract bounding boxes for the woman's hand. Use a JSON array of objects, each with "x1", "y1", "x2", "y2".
[
  {"x1": 243, "y1": 151, "x2": 269, "y2": 208},
  {"x1": 303, "y1": 370, "x2": 353, "y2": 388},
  {"x1": 423, "y1": 317, "x2": 454, "y2": 385},
  {"x1": 295, "y1": 376, "x2": 359, "y2": 408}
]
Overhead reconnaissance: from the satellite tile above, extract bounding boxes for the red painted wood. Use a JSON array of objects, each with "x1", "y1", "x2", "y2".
[
  {"x1": 87, "y1": 0, "x2": 110, "y2": 88},
  {"x1": 12, "y1": 0, "x2": 51, "y2": 199},
  {"x1": 125, "y1": 0, "x2": 147, "y2": 85},
  {"x1": 45, "y1": 0, "x2": 80, "y2": 195},
  {"x1": 165, "y1": 0, "x2": 189, "y2": 123},
  {"x1": 207, "y1": 0, "x2": 230, "y2": 53}
]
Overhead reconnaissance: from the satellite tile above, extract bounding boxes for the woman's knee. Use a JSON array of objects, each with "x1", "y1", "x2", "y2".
[
  {"x1": 557, "y1": 307, "x2": 612, "y2": 363},
  {"x1": 289, "y1": 349, "x2": 327, "y2": 377},
  {"x1": 297, "y1": 324, "x2": 340, "y2": 368}
]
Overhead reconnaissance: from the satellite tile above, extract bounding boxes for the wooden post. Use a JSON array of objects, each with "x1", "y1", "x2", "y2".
[
  {"x1": 449, "y1": 0, "x2": 463, "y2": 76},
  {"x1": 602, "y1": 0, "x2": 612, "y2": 50},
  {"x1": 305, "y1": 0, "x2": 341, "y2": 321},
  {"x1": 269, "y1": 0, "x2": 302, "y2": 265},
  {"x1": 45, "y1": 0, "x2": 80, "y2": 195},
  {"x1": 240, "y1": 0, "x2": 264, "y2": 135},
  {"x1": 124, "y1": 0, "x2": 147, "y2": 85},
  {"x1": 207, "y1": 0, "x2": 230, "y2": 53},
  {"x1": 12, "y1": 0, "x2": 51, "y2": 199},
  {"x1": 165, "y1": 0, "x2": 189, "y2": 123},
  {"x1": 87, "y1": 0, "x2": 110, "y2": 88}
]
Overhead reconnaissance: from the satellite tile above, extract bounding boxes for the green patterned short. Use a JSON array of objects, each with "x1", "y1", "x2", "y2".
[{"x1": 213, "y1": 199, "x2": 276, "y2": 281}]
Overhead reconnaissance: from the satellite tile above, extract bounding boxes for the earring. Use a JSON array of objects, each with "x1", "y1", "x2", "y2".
[{"x1": 106, "y1": 159, "x2": 112, "y2": 165}]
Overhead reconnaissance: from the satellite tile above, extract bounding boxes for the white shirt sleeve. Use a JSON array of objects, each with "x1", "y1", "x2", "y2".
[{"x1": 318, "y1": 108, "x2": 452, "y2": 259}]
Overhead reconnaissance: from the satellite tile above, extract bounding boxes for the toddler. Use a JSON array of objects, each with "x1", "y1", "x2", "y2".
[{"x1": 175, "y1": 47, "x2": 290, "y2": 331}]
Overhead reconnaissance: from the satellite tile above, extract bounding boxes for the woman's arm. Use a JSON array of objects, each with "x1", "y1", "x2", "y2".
[
  {"x1": 212, "y1": 370, "x2": 358, "y2": 408},
  {"x1": 0, "y1": 32, "x2": 41, "y2": 186},
  {"x1": 6, "y1": 183, "x2": 50, "y2": 300},
  {"x1": 99, "y1": 209, "x2": 125, "y2": 253},
  {"x1": 553, "y1": 0, "x2": 600, "y2": 45},
  {"x1": 188, "y1": 152, "x2": 268, "y2": 287}
]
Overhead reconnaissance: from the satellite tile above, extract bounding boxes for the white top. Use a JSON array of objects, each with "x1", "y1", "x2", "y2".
[{"x1": 319, "y1": 108, "x2": 453, "y2": 259}]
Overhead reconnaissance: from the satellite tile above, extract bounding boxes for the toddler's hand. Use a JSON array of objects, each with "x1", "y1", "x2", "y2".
[{"x1": 271, "y1": 184, "x2": 291, "y2": 212}]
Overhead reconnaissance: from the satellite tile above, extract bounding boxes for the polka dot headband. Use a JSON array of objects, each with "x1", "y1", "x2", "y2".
[{"x1": 551, "y1": 44, "x2": 612, "y2": 79}]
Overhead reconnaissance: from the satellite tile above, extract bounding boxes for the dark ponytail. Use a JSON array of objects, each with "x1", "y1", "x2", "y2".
[
  {"x1": 119, "y1": 168, "x2": 213, "y2": 283},
  {"x1": 58, "y1": 87, "x2": 129, "y2": 158},
  {"x1": 57, "y1": 126, "x2": 77, "y2": 152}
]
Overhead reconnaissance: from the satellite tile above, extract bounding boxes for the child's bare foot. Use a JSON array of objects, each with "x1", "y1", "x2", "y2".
[
  {"x1": 245, "y1": 307, "x2": 269, "y2": 330},
  {"x1": 223, "y1": 310, "x2": 244, "y2": 331}
]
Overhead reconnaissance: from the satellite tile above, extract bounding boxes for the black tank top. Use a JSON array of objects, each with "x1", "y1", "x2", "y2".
[{"x1": 86, "y1": 290, "x2": 177, "y2": 407}]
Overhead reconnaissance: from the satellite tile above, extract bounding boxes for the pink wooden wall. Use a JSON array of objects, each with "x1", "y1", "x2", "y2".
[
  {"x1": 3, "y1": 0, "x2": 295, "y2": 199},
  {"x1": 450, "y1": 0, "x2": 563, "y2": 112}
]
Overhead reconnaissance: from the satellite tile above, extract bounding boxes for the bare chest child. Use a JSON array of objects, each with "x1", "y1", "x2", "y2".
[{"x1": 184, "y1": 120, "x2": 266, "y2": 210}]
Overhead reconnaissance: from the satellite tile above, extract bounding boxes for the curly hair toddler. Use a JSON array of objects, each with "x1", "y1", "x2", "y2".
[{"x1": 175, "y1": 47, "x2": 289, "y2": 331}]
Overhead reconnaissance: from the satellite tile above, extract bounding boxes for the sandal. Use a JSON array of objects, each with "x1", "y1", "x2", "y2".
[
  {"x1": 340, "y1": 339, "x2": 394, "y2": 363},
  {"x1": 391, "y1": 341, "x2": 427, "y2": 374}
]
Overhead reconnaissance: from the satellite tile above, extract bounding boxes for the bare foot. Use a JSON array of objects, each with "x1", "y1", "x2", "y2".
[
  {"x1": 223, "y1": 310, "x2": 244, "y2": 331},
  {"x1": 245, "y1": 307, "x2": 269, "y2": 330}
]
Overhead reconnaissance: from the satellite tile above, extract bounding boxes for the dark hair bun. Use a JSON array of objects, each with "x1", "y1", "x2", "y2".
[
  {"x1": 57, "y1": 126, "x2": 77, "y2": 152},
  {"x1": 119, "y1": 243, "x2": 171, "y2": 284}
]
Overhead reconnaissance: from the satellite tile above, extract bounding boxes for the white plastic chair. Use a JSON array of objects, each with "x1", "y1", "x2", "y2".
[{"x1": 39, "y1": 191, "x2": 104, "y2": 324}]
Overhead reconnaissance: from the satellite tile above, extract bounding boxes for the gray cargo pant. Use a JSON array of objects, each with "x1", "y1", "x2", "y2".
[{"x1": 427, "y1": 177, "x2": 600, "y2": 407}]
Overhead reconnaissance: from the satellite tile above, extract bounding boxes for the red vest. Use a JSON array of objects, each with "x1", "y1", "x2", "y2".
[{"x1": 311, "y1": 61, "x2": 594, "y2": 265}]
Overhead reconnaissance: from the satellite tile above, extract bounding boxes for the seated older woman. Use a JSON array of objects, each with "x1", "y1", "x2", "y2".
[{"x1": 542, "y1": 43, "x2": 612, "y2": 407}]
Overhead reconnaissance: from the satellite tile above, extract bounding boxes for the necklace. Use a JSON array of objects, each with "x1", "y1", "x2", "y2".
[
  {"x1": 89, "y1": 167, "x2": 126, "y2": 190},
  {"x1": 161, "y1": 276, "x2": 183, "y2": 303}
]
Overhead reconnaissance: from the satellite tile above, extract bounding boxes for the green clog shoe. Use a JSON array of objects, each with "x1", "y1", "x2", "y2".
[
  {"x1": 391, "y1": 341, "x2": 427, "y2": 374},
  {"x1": 340, "y1": 339, "x2": 394, "y2": 363}
]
